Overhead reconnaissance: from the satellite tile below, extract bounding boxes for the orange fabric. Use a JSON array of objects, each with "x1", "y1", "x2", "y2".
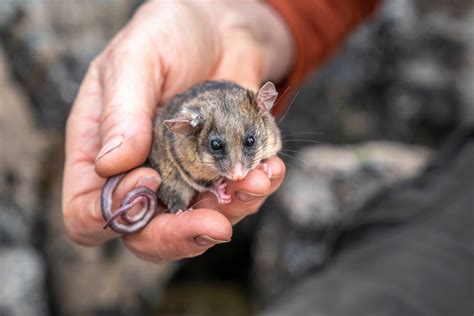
[{"x1": 267, "y1": 0, "x2": 380, "y2": 116}]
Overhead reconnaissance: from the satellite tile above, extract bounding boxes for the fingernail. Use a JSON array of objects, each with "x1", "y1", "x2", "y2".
[
  {"x1": 195, "y1": 235, "x2": 231, "y2": 247},
  {"x1": 258, "y1": 163, "x2": 274, "y2": 179},
  {"x1": 138, "y1": 176, "x2": 161, "y2": 190},
  {"x1": 236, "y1": 191, "x2": 266, "y2": 203},
  {"x1": 96, "y1": 135, "x2": 123, "y2": 161},
  {"x1": 265, "y1": 167, "x2": 273, "y2": 179}
]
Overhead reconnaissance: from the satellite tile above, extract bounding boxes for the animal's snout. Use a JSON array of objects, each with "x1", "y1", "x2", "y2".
[{"x1": 228, "y1": 163, "x2": 248, "y2": 181}]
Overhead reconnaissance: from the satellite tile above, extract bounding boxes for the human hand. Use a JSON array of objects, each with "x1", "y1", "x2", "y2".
[{"x1": 62, "y1": 0, "x2": 292, "y2": 262}]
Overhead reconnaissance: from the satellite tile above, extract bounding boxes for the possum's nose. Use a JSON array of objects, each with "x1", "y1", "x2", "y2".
[{"x1": 228, "y1": 163, "x2": 248, "y2": 181}]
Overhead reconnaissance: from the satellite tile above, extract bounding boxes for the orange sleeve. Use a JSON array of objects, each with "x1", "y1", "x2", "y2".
[{"x1": 266, "y1": 0, "x2": 381, "y2": 116}]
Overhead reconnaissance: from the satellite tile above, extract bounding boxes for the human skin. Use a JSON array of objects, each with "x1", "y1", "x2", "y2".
[{"x1": 62, "y1": 0, "x2": 293, "y2": 262}]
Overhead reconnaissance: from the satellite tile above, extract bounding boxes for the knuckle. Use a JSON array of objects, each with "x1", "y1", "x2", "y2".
[
  {"x1": 99, "y1": 106, "x2": 129, "y2": 140},
  {"x1": 123, "y1": 225, "x2": 170, "y2": 262},
  {"x1": 100, "y1": 101, "x2": 122, "y2": 125},
  {"x1": 65, "y1": 108, "x2": 75, "y2": 134},
  {"x1": 270, "y1": 157, "x2": 286, "y2": 178},
  {"x1": 89, "y1": 55, "x2": 102, "y2": 72},
  {"x1": 86, "y1": 55, "x2": 104, "y2": 81},
  {"x1": 63, "y1": 222, "x2": 94, "y2": 247},
  {"x1": 62, "y1": 199, "x2": 104, "y2": 247},
  {"x1": 127, "y1": 246, "x2": 164, "y2": 263},
  {"x1": 186, "y1": 248, "x2": 208, "y2": 258},
  {"x1": 229, "y1": 200, "x2": 263, "y2": 219},
  {"x1": 229, "y1": 203, "x2": 263, "y2": 224}
]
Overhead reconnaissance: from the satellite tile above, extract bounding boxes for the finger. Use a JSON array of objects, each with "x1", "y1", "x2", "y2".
[
  {"x1": 94, "y1": 29, "x2": 163, "y2": 177},
  {"x1": 63, "y1": 166, "x2": 160, "y2": 246},
  {"x1": 262, "y1": 156, "x2": 286, "y2": 192},
  {"x1": 199, "y1": 169, "x2": 270, "y2": 224},
  {"x1": 195, "y1": 156, "x2": 286, "y2": 224},
  {"x1": 123, "y1": 208, "x2": 232, "y2": 262},
  {"x1": 229, "y1": 157, "x2": 285, "y2": 224}
]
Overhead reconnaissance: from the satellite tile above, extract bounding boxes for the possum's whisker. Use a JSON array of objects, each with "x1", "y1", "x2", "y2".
[
  {"x1": 177, "y1": 159, "x2": 216, "y2": 165},
  {"x1": 278, "y1": 90, "x2": 301, "y2": 123},
  {"x1": 252, "y1": 148, "x2": 274, "y2": 158},
  {"x1": 253, "y1": 151, "x2": 281, "y2": 163},
  {"x1": 278, "y1": 151, "x2": 309, "y2": 165},
  {"x1": 188, "y1": 198, "x2": 214, "y2": 210},
  {"x1": 251, "y1": 152, "x2": 270, "y2": 162},
  {"x1": 280, "y1": 149, "x2": 303, "y2": 154},
  {"x1": 252, "y1": 148, "x2": 268, "y2": 157},
  {"x1": 282, "y1": 139, "x2": 321, "y2": 144},
  {"x1": 282, "y1": 131, "x2": 325, "y2": 137},
  {"x1": 274, "y1": 85, "x2": 291, "y2": 108}
]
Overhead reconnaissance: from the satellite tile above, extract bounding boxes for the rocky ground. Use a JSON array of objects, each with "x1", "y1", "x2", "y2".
[
  {"x1": 253, "y1": 0, "x2": 474, "y2": 306},
  {"x1": 254, "y1": 142, "x2": 432, "y2": 302},
  {"x1": 0, "y1": 0, "x2": 473, "y2": 315}
]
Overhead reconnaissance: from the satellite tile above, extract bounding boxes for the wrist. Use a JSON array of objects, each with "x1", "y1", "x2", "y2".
[
  {"x1": 250, "y1": 2, "x2": 294, "y2": 83},
  {"x1": 203, "y1": 1, "x2": 294, "y2": 84}
]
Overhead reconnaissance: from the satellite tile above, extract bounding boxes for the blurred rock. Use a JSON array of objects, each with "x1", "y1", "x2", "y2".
[
  {"x1": 284, "y1": 142, "x2": 431, "y2": 228},
  {"x1": 280, "y1": 0, "x2": 474, "y2": 148},
  {"x1": 254, "y1": 141, "x2": 431, "y2": 303},
  {"x1": 0, "y1": 46, "x2": 49, "y2": 214},
  {"x1": 0, "y1": 40, "x2": 50, "y2": 316},
  {"x1": 0, "y1": 247, "x2": 48, "y2": 316},
  {"x1": 0, "y1": 0, "x2": 138, "y2": 130},
  {"x1": 0, "y1": 203, "x2": 31, "y2": 245},
  {"x1": 256, "y1": 0, "x2": 474, "y2": 302}
]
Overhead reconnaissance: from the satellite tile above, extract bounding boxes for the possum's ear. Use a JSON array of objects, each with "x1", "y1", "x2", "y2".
[
  {"x1": 164, "y1": 114, "x2": 202, "y2": 135},
  {"x1": 257, "y1": 82, "x2": 278, "y2": 111}
]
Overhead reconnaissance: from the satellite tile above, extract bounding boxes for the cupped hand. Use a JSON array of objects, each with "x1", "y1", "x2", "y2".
[{"x1": 62, "y1": 0, "x2": 292, "y2": 262}]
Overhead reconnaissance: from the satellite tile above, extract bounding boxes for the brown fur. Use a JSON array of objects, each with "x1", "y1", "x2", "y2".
[{"x1": 146, "y1": 81, "x2": 281, "y2": 212}]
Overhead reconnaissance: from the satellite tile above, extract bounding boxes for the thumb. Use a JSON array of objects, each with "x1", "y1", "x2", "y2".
[
  {"x1": 122, "y1": 209, "x2": 233, "y2": 262},
  {"x1": 94, "y1": 43, "x2": 162, "y2": 177}
]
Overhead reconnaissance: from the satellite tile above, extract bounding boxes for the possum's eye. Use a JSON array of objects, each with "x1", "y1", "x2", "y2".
[
  {"x1": 210, "y1": 138, "x2": 224, "y2": 152},
  {"x1": 244, "y1": 135, "x2": 256, "y2": 148}
]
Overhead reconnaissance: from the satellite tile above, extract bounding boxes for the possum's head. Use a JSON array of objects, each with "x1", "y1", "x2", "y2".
[{"x1": 164, "y1": 81, "x2": 281, "y2": 181}]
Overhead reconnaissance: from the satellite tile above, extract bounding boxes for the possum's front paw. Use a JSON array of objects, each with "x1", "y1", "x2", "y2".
[
  {"x1": 158, "y1": 182, "x2": 195, "y2": 213},
  {"x1": 212, "y1": 177, "x2": 232, "y2": 204}
]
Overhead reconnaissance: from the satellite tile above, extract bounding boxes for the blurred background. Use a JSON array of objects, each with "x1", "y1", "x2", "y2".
[{"x1": 0, "y1": 0, "x2": 473, "y2": 315}]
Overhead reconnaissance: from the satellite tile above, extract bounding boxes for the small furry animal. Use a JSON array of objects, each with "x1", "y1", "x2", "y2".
[{"x1": 101, "y1": 81, "x2": 282, "y2": 234}]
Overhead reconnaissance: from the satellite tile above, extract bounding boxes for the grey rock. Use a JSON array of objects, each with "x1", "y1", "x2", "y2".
[
  {"x1": 256, "y1": 0, "x2": 474, "y2": 301},
  {"x1": 0, "y1": 36, "x2": 49, "y2": 316},
  {"x1": 284, "y1": 142, "x2": 432, "y2": 228},
  {"x1": 0, "y1": 0, "x2": 137, "y2": 130},
  {"x1": 0, "y1": 46, "x2": 49, "y2": 215},
  {"x1": 280, "y1": 0, "x2": 474, "y2": 148},
  {"x1": 0, "y1": 203, "x2": 31, "y2": 245},
  {"x1": 254, "y1": 142, "x2": 431, "y2": 303},
  {"x1": 0, "y1": 247, "x2": 48, "y2": 316}
]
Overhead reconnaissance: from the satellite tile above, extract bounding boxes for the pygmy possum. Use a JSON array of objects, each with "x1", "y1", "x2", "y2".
[{"x1": 101, "y1": 81, "x2": 282, "y2": 234}]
